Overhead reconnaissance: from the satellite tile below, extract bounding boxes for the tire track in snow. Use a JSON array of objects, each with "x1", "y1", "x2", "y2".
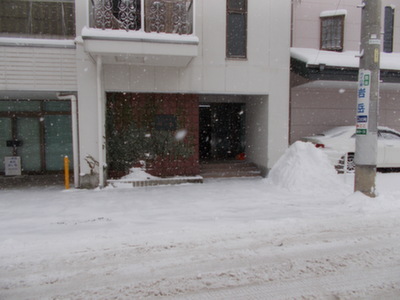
[
  {"x1": 169, "y1": 265, "x2": 400, "y2": 300},
  {"x1": 2, "y1": 217, "x2": 400, "y2": 300}
]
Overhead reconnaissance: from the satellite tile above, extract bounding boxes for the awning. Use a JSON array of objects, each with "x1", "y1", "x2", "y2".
[{"x1": 291, "y1": 48, "x2": 400, "y2": 84}]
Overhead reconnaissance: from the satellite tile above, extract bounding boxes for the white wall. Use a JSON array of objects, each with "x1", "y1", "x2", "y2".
[
  {"x1": 75, "y1": 0, "x2": 291, "y2": 176},
  {"x1": 75, "y1": 46, "x2": 101, "y2": 176},
  {"x1": 102, "y1": 0, "x2": 289, "y2": 96},
  {"x1": 74, "y1": 0, "x2": 102, "y2": 176},
  {"x1": 245, "y1": 95, "x2": 269, "y2": 174},
  {"x1": 267, "y1": 0, "x2": 291, "y2": 169}
]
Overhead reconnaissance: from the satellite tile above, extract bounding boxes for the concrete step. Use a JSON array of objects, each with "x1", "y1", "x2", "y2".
[
  {"x1": 200, "y1": 161, "x2": 262, "y2": 178},
  {"x1": 107, "y1": 176, "x2": 203, "y2": 187}
]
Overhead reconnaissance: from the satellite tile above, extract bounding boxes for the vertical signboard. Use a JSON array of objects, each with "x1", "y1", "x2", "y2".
[{"x1": 356, "y1": 69, "x2": 371, "y2": 135}]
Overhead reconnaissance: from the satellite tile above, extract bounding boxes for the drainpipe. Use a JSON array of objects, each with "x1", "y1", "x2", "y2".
[
  {"x1": 140, "y1": 0, "x2": 145, "y2": 31},
  {"x1": 57, "y1": 93, "x2": 79, "y2": 188},
  {"x1": 96, "y1": 55, "x2": 105, "y2": 188}
]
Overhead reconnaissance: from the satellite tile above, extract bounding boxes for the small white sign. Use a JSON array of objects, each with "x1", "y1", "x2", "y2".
[
  {"x1": 4, "y1": 156, "x2": 21, "y2": 176},
  {"x1": 368, "y1": 39, "x2": 381, "y2": 45}
]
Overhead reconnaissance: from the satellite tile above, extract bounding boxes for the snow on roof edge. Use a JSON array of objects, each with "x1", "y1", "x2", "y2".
[{"x1": 291, "y1": 47, "x2": 400, "y2": 71}]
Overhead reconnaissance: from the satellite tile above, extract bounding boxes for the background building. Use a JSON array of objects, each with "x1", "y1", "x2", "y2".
[{"x1": 291, "y1": 0, "x2": 400, "y2": 142}]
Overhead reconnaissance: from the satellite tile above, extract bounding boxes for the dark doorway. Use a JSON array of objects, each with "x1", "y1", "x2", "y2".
[{"x1": 199, "y1": 103, "x2": 245, "y2": 161}]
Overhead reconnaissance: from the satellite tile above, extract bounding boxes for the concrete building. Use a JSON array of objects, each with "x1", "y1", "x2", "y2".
[
  {"x1": 291, "y1": 0, "x2": 400, "y2": 143},
  {"x1": 0, "y1": 0, "x2": 291, "y2": 188}
]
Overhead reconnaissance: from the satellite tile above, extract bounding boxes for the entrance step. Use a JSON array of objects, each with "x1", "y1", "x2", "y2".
[
  {"x1": 200, "y1": 161, "x2": 262, "y2": 178},
  {"x1": 107, "y1": 176, "x2": 203, "y2": 188}
]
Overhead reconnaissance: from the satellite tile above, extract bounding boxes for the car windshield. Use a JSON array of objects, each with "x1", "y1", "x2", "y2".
[{"x1": 318, "y1": 127, "x2": 353, "y2": 138}]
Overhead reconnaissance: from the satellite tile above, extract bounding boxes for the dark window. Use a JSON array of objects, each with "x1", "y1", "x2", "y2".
[
  {"x1": 0, "y1": 0, "x2": 75, "y2": 39},
  {"x1": 384, "y1": 6, "x2": 395, "y2": 53},
  {"x1": 155, "y1": 115, "x2": 177, "y2": 131},
  {"x1": 226, "y1": 0, "x2": 247, "y2": 58},
  {"x1": 320, "y1": 15, "x2": 345, "y2": 51}
]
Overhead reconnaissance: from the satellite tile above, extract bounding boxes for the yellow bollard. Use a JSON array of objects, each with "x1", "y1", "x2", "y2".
[{"x1": 64, "y1": 156, "x2": 70, "y2": 190}]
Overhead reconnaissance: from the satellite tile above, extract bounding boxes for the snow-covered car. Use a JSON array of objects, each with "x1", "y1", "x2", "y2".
[{"x1": 301, "y1": 126, "x2": 400, "y2": 172}]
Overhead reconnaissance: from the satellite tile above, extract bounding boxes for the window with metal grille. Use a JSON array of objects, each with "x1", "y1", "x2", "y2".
[
  {"x1": 320, "y1": 15, "x2": 344, "y2": 51},
  {"x1": 226, "y1": 0, "x2": 247, "y2": 59}
]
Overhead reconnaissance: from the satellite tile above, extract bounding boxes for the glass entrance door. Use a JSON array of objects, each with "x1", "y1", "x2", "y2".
[
  {"x1": 0, "y1": 100, "x2": 73, "y2": 174},
  {"x1": 17, "y1": 118, "x2": 42, "y2": 172},
  {"x1": 44, "y1": 115, "x2": 73, "y2": 171},
  {"x1": 0, "y1": 118, "x2": 13, "y2": 173}
]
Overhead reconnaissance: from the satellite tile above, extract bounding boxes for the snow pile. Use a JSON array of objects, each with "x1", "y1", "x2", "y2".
[
  {"x1": 268, "y1": 141, "x2": 346, "y2": 194},
  {"x1": 344, "y1": 190, "x2": 400, "y2": 214},
  {"x1": 120, "y1": 166, "x2": 159, "y2": 181}
]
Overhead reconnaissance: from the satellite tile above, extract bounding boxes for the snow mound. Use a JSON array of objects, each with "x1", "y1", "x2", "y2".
[
  {"x1": 121, "y1": 167, "x2": 159, "y2": 181},
  {"x1": 268, "y1": 141, "x2": 345, "y2": 194}
]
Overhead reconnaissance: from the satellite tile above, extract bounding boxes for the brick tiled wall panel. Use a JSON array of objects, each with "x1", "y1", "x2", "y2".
[{"x1": 107, "y1": 93, "x2": 199, "y2": 178}]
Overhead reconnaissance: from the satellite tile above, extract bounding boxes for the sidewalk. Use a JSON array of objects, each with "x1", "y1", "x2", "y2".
[{"x1": 0, "y1": 174, "x2": 65, "y2": 189}]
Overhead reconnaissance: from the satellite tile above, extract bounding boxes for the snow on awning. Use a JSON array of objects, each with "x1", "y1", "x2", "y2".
[
  {"x1": 0, "y1": 37, "x2": 75, "y2": 49},
  {"x1": 320, "y1": 9, "x2": 347, "y2": 17},
  {"x1": 291, "y1": 47, "x2": 400, "y2": 71}
]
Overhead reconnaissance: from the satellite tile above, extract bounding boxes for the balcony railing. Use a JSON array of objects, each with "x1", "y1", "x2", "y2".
[{"x1": 90, "y1": 0, "x2": 193, "y2": 35}]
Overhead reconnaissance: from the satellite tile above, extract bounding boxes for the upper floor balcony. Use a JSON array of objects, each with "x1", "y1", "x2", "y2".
[{"x1": 82, "y1": 0, "x2": 199, "y2": 67}]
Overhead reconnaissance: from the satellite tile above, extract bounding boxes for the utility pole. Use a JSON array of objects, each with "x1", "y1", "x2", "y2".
[{"x1": 354, "y1": 0, "x2": 381, "y2": 197}]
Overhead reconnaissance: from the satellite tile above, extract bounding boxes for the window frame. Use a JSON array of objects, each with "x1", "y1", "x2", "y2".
[
  {"x1": 226, "y1": 0, "x2": 248, "y2": 59},
  {"x1": 320, "y1": 14, "x2": 345, "y2": 52}
]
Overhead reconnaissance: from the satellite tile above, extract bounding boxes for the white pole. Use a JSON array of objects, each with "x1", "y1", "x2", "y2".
[
  {"x1": 96, "y1": 55, "x2": 105, "y2": 188},
  {"x1": 192, "y1": 0, "x2": 196, "y2": 35},
  {"x1": 141, "y1": 0, "x2": 145, "y2": 31},
  {"x1": 354, "y1": 0, "x2": 381, "y2": 197}
]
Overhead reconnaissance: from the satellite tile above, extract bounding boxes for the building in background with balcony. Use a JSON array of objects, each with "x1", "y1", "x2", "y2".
[
  {"x1": 0, "y1": 0, "x2": 291, "y2": 188},
  {"x1": 290, "y1": 0, "x2": 400, "y2": 143}
]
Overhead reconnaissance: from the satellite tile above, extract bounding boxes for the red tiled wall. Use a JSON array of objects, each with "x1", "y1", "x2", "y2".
[{"x1": 108, "y1": 93, "x2": 199, "y2": 178}]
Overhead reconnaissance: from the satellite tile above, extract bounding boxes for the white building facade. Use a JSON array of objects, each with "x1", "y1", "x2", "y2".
[
  {"x1": 1, "y1": 0, "x2": 291, "y2": 188},
  {"x1": 291, "y1": 0, "x2": 400, "y2": 143}
]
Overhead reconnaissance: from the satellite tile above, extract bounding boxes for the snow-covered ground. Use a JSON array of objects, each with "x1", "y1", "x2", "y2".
[{"x1": 1, "y1": 142, "x2": 400, "y2": 299}]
